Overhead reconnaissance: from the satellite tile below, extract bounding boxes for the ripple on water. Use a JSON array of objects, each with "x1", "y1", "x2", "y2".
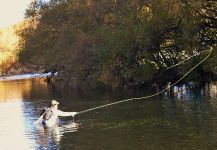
[{"x1": 2, "y1": 80, "x2": 217, "y2": 150}]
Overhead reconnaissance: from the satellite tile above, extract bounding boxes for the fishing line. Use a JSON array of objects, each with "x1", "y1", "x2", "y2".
[
  {"x1": 77, "y1": 49, "x2": 212, "y2": 115},
  {"x1": 165, "y1": 50, "x2": 211, "y2": 70}
]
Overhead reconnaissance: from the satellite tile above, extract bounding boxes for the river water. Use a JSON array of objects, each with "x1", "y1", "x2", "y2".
[{"x1": 0, "y1": 79, "x2": 217, "y2": 150}]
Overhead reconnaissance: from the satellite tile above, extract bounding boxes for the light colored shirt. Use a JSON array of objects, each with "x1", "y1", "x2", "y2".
[{"x1": 42, "y1": 107, "x2": 73, "y2": 127}]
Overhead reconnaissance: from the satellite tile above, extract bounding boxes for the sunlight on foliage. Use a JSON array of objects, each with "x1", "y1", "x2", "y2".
[
  {"x1": 15, "y1": 0, "x2": 217, "y2": 88},
  {"x1": 0, "y1": 26, "x2": 19, "y2": 75}
]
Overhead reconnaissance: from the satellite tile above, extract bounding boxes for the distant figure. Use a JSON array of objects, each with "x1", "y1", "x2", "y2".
[
  {"x1": 43, "y1": 65, "x2": 59, "y2": 76},
  {"x1": 43, "y1": 65, "x2": 59, "y2": 83},
  {"x1": 36, "y1": 100, "x2": 77, "y2": 127},
  {"x1": 51, "y1": 65, "x2": 59, "y2": 76}
]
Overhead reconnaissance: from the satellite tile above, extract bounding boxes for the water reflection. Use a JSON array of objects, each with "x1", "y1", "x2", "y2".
[
  {"x1": 205, "y1": 82, "x2": 217, "y2": 98},
  {"x1": 0, "y1": 79, "x2": 78, "y2": 150},
  {"x1": 164, "y1": 81, "x2": 217, "y2": 101},
  {"x1": 0, "y1": 79, "x2": 50, "y2": 101},
  {"x1": 35, "y1": 121, "x2": 79, "y2": 149},
  {"x1": 1, "y1": 79, "x2": 217, "y2": 150},
  {"x1": 0, "y1": 101, "x2": 35, "y2": 150},
  {"x1": 0, "y1": 99, "x2": 80, "y2": 150}
]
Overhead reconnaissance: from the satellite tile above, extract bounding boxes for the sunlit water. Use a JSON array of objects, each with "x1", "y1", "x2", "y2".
[{"x1": 0, "y1": 78, "x2": 217, "y2": 150}]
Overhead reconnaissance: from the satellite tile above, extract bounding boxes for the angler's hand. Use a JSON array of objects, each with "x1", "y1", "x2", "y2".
[{"x1": 71, "y1": 112, "x2": 78, "y2": 117}]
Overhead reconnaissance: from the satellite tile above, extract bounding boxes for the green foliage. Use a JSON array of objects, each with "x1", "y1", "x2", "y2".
[{"x1": 17, "y1": 0, "x2": 217, "y2": 88}]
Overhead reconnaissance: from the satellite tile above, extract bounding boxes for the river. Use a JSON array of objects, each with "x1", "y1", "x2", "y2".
[{"x1": 0, "y1": 78, "x2": 217, "y2": 150}]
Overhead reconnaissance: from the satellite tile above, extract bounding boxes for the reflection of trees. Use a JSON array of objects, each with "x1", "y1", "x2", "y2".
[
  {"x1": 21, "y1": 78, "x2": 52, "y2": 99},
  {"x1": 163, "y1": 82, "x2": 217, "y2": 149},
  {"x1": 205, "y1": 82, "x2": 217, "y2": 98},
  {"x1": 0, "y1": 79, "x2": 33, "y2": 101},
  {"x1": 164, "y1": 82, "x2": 217, "y2": 101},
  {"x1": 204, "y1": 82, "x2": 217, "y2": 142},
  {"x1": 0, "y1": 78, "x2": 50, "y2": 102}
]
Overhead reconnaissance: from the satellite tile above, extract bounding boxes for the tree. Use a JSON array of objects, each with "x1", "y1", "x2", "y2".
[{"x1": 17, "y1": 0, "x2": 217, "y2": 88}]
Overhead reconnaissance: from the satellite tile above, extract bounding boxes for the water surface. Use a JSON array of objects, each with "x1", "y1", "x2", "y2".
[{"x1": 0, "y1": 79, "x2": 217, "y2": 150}]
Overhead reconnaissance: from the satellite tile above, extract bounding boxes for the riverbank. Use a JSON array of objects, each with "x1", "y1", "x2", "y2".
[{"x1": 2, "y1": 59, "x2": 217, "y2": 92}]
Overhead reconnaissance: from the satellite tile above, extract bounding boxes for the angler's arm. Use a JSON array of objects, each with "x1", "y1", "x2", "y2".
[{"x1": 57, "y1": 110, "x2": 77, "y2": 117}]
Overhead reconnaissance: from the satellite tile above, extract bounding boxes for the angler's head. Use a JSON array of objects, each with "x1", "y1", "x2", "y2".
[{"x1": 51, "y1": 100, "x2": 59, "y2": 108}]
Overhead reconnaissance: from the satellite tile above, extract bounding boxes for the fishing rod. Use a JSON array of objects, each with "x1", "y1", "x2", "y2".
[{"x1": 76, "y1": 48, "x2": 213, "y2": 115}]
